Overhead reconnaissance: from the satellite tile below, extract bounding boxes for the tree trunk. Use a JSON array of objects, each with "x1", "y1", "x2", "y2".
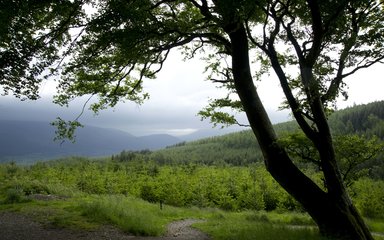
[{"x1": 226, "y1": 24, "x2": 374, "y2": 240}]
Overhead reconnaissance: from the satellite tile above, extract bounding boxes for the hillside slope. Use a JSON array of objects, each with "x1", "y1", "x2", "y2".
[
  {"x1": 0, "y1": 120, "x2": 181, "y2": 163},
  {"x1": 123, "y1": 101, "x2": 384, "y2": 166}
]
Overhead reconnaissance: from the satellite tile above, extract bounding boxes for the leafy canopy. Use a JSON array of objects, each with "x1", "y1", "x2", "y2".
[
  {"x1": 1, "y1": 0, "x2": 383, "y2": 132},
  {"x1": 0, "y1": 0, "x2": 86, "y2": 100},
  {"x1": 279, "y1": 131, "x2": 384, "y2": 186}
]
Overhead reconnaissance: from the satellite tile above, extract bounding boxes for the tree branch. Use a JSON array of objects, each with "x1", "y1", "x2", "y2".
[
  {"x1": 305, "y1": 0, "x2": 323, "y2": 66},
  {"x1": 268, "y1": 44, "x2": 317, "y2": 141},
  {"x1": 341, "y1": 56, "x2": 384, "y2": 78},
  {"x1": 323, "y1": 5, "x2": 359, "y2": 103},
  {"x1": 260, "y1": 3, "x2": 317, "y2": 141}
]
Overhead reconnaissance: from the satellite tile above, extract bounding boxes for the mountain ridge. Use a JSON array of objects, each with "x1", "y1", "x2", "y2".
[
  {"x1": 2, "y1": 100, "x2": 384, "y2": 164},
  {"x1": 0, "y1": 120, "x2": 181, "y2": 163},
  {"x1": 140, "y1": 100, "x2": 384, "y2": 166}
]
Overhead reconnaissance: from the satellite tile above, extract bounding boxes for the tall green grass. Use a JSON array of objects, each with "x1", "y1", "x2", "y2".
[
  {"x1": 199, "y1": 223, "x2": 324, "y2": 240},
  {"x1": 1, "y1": 159, "x2": 383, "y2": 239},
  {"x1": 77, "y1": 195, "x2": 327, "y2": 239},
  {"x1": 1, "y1": 192, "x2": 383, "y2": 239},
  {"x1": 79, "y1": 194, "x2": 207, "y2": 236},
  {"x1": 196, "y1": 211, "x2": 325, "y2": 240}
]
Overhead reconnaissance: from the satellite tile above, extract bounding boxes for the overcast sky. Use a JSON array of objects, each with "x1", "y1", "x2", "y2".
[{"x1": 1, "y1": 51, "x2": 383, "y2": 137}]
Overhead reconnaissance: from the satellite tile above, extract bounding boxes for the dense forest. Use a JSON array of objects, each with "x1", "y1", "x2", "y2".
[
  {"x1": 113, "y1": 101, "x2": 384, "y2": 179},
  {"x1": 2, "y1": 157, "x2": 383, "y2": 218},
  {"x1": 104, "y1": 101, "x2": 384, "y2": 215}
]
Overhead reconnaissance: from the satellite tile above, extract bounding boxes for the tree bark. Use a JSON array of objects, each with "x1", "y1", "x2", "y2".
[{"x1": 226, "y1": 23, "x2": 374, "y2": 240}]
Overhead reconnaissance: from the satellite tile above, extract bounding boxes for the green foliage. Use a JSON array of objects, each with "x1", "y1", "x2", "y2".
[
  {"x1": 140, "y1": 183, "x2": 161, "y2": 204},
  {"x1": 51, "y1": 118, "x2": 84, "y2": 143},
  {"x1": 2, "y1": 156, "x2": 382, "y2": 219},
  {"x1": 334, "y1": 134, "x2": 384, "y2": 185},
  {"x1": 112, "y1": 130, "x2": 263, "y2": 166},
  {"x1": 279, "y1": 131, "x2": 384, "y2": 186},
  {"x1": 199, "y1": 97, "x2": 246, "y2": 128},
  {"x1": 159, "y1": 130, "x2": 262, "y2": 166},
  {"x1": 329, "y1": 101, "x2": 384, "y2": 138},
  {"x1": 0, "y1": 0, "x2": 85, "y2": 100},
  {"x1": 278, "y1": 131, "x2": 320, "y2": 166},
  {"x1": 351, "y1": 178, "x2": 384, "y2": 219},
  {"x1": 0, "y1": 158, "x2": 299, "y2": 212},
  {"x1": 3, "y1": 187, "x2": 28, "y2": 204},
  {"x1": 113, "y1": 101, "x2": 384, "y2": 171},
  {"x1": 1, "y1": 158, "x2": 384, "y2": 238}
]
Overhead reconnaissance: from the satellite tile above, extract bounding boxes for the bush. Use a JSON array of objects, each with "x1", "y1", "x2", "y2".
[
  {"x1": 351, "y1": 178, "x2": 384, "y2": 218},
  {"x1": 140, "y1": 184, "x2": 160, "y2": 203},
  {"x1": 3, "y1": 187, "x2": 28, "y2": 204},
  {"x1": 22, "y1": 180, "x2": 51, "y2": 195}
]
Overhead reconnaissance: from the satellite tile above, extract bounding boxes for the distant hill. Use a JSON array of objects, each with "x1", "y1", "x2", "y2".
[
  {"x1": 125, "y1": 101, "x2": 384, "y2": 166},
  {"x1": 328, "y1": 101, "x2": 384, "y2": 137},
  {"x1": 0, "y1": 120, "x2": 181, "y2": 163},
  {"x1": 3, "y1": 101, "x2": 384, "y2": 165}
]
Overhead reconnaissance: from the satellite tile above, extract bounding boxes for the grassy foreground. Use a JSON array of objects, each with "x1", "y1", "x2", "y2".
[
  {"x1": 1, "y1": 193, "x2": 384, "y2": 240},
  {"x1": 1, "y1": 158, "x2": 384, "y2": 239}
]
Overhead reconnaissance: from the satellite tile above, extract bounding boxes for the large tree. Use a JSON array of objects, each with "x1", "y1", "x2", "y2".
[{"x1": 1, "y1": 0, "x2": 383, "y2": 239}]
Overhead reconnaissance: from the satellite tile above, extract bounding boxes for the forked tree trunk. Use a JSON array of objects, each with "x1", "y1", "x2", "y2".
[{"x1": 227, "y1": 24, "x2": 374, "y2": 240}]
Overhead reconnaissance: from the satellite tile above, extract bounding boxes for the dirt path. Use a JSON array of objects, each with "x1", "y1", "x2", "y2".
[
  {"x1": 164, "y1": 219, "x2": 210, "y2": 240},
  {"x1": 0, "y1": 212, "x2": 210, "y2": 240}
]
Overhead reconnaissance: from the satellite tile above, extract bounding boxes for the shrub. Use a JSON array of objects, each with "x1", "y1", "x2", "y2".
[
  {"x1": 3, "y1": 187, "x2": 28, "y2": 204},
  {"x1": 351, "y1": 178, "x2": 384, "y2": 218},
  {"x1": 22, "y1": 180, "x2": 51, "y2": 195},
  {"x1": 140, "y1": 184, "x2": 160, "y2": 203}
]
